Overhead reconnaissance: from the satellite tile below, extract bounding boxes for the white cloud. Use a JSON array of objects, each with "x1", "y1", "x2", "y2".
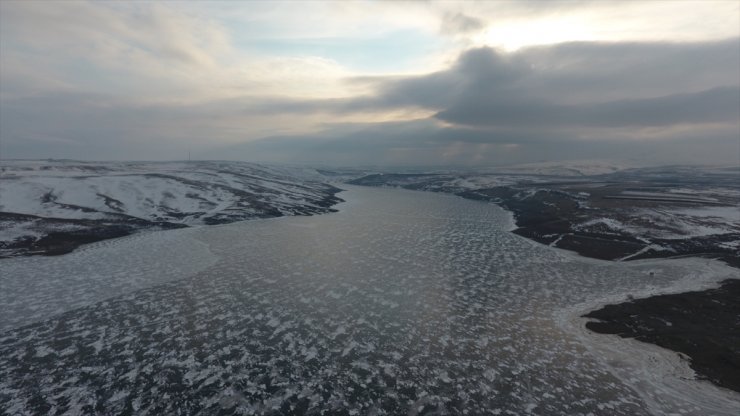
[
  {"x1": 469, "y1": 1, "x2": 740, "y2": 50},
  {"x1": 0, "y1": 1, "x2": 361, "y2": 103}
]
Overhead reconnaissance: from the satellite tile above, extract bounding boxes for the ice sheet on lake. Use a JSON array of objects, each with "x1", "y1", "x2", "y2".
[
  {"x1": 1, "y1": 186, "x2": 738, "y2": 415},
  {"x1": 0, "y1": 227, "x2": 216, "y2": 331}
]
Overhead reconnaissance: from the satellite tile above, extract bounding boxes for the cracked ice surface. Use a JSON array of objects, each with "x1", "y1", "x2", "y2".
[{"x1": 1, "y1": 186, "x2": 738, "y2": 415}]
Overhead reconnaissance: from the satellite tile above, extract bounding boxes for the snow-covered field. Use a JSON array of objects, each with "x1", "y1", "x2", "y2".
[
  {"x1": 0, "y1": 160, "x2": 342, "y2": 256},
  {"x1": 1, "y1": 186, "x2": 737, "y2": 415},
  {"x1": 578, "y1": 206, "x2": 740, "y2": 240}
]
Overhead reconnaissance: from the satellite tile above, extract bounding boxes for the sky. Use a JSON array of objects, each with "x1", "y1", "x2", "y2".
[{"x1": 1, "y1": 0, "x2": 739, "y2": 167}]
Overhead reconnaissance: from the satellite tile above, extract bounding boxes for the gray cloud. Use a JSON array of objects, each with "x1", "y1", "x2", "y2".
[
  {"x1": 243, "y1": 39, "x2": 740, "y2": 124},
  {"x1": 364, "y1": 40, "x2": 740, "y2": 128},
  {"x1": 435, "y1": 86, "x2": 740, "y2": 128},
  {"x1": 440, "y1": 12, "x2": 486, "y2": 35},
  {"x1": 2, "y1": 36, "x2": 738, "y2": 166},
  {"x1": 520, "y1": 39, "x2": 740, "y2": 101},
  {"x1": 214, "y1": 119, "x2": 739, "y2": 167},
  {"x1": 221, "y1": 39, "x2": 739, "y2": 166}
]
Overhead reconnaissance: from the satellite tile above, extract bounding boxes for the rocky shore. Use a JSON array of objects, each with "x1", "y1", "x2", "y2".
[{"x1": 583, "y1": 279, "x2": 740, "y2": 393}]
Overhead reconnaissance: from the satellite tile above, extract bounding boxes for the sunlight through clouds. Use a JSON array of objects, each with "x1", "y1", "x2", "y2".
[{"x1": 1, "y1": 1, "x2": 738, "y2": 164}]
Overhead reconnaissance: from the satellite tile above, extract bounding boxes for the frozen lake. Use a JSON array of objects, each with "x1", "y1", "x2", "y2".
[{"x1": 1, "y1": 186, "x2": 738, "y2": 415}]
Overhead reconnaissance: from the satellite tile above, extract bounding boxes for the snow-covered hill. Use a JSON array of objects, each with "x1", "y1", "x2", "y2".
[{"x1": 0, "y1": 160, "x2": 343, "y2": 257}]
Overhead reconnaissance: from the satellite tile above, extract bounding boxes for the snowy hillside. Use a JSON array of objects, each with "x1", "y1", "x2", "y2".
[{"x1": 0, "y1": 160, "x2": 343, "y2": 257}]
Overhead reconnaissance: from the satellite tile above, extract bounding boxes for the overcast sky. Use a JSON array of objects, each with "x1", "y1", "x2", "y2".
[{"x1": 1, "y1": 0, "x2": 738, "y2": 166}]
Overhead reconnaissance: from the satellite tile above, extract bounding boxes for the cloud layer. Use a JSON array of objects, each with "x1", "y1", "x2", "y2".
[
  {"x1": 228, "y1": 39, "x2": 739, "y2": 165},
  {"x1": 1, "y1": 1, "x2": 738, "y2": 166}
]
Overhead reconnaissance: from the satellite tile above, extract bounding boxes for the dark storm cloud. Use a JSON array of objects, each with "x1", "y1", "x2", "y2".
[
  {"x1": 435, "y1": 86, "x2": 740, "y2": 128},
  {"x1": 361, "y1": 40, "x2": 740, "y2": 129}
]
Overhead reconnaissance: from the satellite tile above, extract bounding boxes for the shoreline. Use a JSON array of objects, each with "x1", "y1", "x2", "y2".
[
  {"x1": 471, "y1": 189, "x2": 740, "y2": 396},
  {"x1": 553, "y1": 259, "x2": 740, "y2": 414},
  {"x1": 456, "y1": 189, "x2": 740, "y2": 269},
  {"x1": 552, "y1": 259, "x2": 740, "y2": 413},
  {"x1": 341, "y1": 183, "x2": 739, "y2": 395},
  {"x1": 582, "y1": 279, "x2": 740, "y2": 394}
]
